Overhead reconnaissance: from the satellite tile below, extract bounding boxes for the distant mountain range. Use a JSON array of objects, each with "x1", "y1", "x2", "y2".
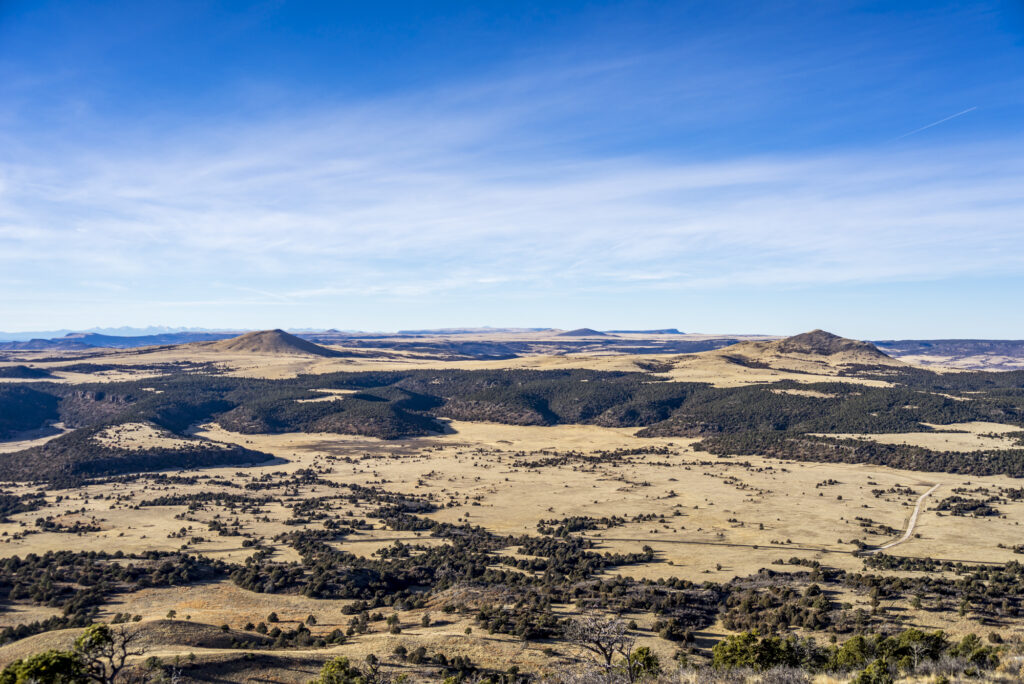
[
  {"x1": 0, "y1": 326, "x2": 227, "y2": 342},
  {"x1": 0, "y1": 331, "x2": 238, "y2": 350},
  {"x1": 396, "y1": 327, "x2": 554, "y2": 335},
  {"x1": 606, "y1": 328, "x2": 685, "y2": 334}
]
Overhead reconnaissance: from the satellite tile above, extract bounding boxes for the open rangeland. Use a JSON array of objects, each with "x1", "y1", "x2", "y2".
[{"x1": 1, "y1": 331, "x2": 1023, "y2": 682}]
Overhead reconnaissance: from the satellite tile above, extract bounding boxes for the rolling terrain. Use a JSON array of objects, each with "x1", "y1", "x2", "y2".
[{"x1": 0, "y1": 330, "x2": 1022, "y2": 681}]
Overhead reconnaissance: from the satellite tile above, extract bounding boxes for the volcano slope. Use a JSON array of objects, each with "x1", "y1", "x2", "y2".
[{"x1": 200, "y1": 329, "x2": 347, "y2": 357}]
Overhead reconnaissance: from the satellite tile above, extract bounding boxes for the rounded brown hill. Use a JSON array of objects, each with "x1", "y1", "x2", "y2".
[
  {"x1": 557, "y1": 328, "x2": 609, "y2": 337},
  {"x1": 678, "y1": 328, "x2": 900, "y2": 377},
  {"x1": 202, "y1": 329, "x2": 341, "y2": 357},
  {"x1": 772, "y1": 329, "x2": 889, "y2": 357}
]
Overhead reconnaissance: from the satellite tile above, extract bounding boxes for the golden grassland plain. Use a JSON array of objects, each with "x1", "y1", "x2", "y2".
[
  {"x1": 1, "y1": 418, "x2": 1024, "y2": 672},
  {"x1": 1, "y1": 341, "x2": 1023, "y2": 680}
]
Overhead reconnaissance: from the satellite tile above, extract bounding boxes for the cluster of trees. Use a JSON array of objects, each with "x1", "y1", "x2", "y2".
[
  {"x1": 721, "y1": 582, "x2": 834, "y2": 633},
  {"x1": 933, "y1": 494, "x2": 1000, "y2": 516},
  {"x1": 638, "y1": 380, "x2": 1024, "y2": 437},
  {"x1": 536, "y1": 514, "x2": 627, "y2": 536},
  {"x1": 0, "y1": 491, "x2": 46, "y2": 522},
  {"x1": 0, "y1": 550, "x2": 229, "y2": 645},
  {"x1": 696, "y1": 431, "x2": 1024, "y2": 478},
  {"x1": 502, "y1": 535, "x2": 656, "y2": 579},
  {"x1": 711, "y1": 628, "x2": 999, "y2": 680},
  {"x1": 232, "y1": 620, "x2": 345, "y2": 650},
  {"x1": 311, "y1": 650, "x2": 487, "y2": 684},
  {"x1": 218, "y1": 388, "x2": 443, "y2": 439}
]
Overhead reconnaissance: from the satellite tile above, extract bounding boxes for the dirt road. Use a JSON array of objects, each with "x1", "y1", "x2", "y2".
[{"x1": 868, "y1": 483, "x2": 940, "y2": 553}]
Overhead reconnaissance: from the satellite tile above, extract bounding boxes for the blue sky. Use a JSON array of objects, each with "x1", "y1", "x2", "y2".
[{"x1": 1, "y1": 1, "x2": 1023, "y2": 337}]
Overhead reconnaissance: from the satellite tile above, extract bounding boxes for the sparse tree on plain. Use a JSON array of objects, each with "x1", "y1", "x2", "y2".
[{"x1": 565, "y1": 614, "x2": 647, "y2": 679}]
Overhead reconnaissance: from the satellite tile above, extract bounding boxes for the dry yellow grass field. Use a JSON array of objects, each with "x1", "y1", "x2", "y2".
[{"x1": 1, "y1": 418, "x2": 1022, "y2": 641}]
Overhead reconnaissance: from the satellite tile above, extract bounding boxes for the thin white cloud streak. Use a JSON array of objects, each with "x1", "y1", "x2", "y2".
[
  {"x1": 0, "y1": 86, "x2": 1022, "y2": 317},
  {"x1": 893, "y1": 106, "x2": 977, "y2": 140}
]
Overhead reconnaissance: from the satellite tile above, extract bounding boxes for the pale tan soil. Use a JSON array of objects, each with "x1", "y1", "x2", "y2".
[
  {"x1": 896, "y1": 353, "x2": 1024, "y2": 372},
  {"x1": 94, "y1": 422, "x2": 204, "y2": 451},
  {"x1": 103, "y1": 583, "x2": 357, "y2": 629},
  {"x1": 327, "y1": 529, "x2": 449, "y2": 557},
  {"x1": 771, "y1": 388, "x2": 843, "y2": 398},
  {"x1": 3, "y1": 421, "x2": 1022, "y2": 586},
  {"x1": 296, "y1": 389, "x2": 358, "y2": 403},
  {"x1": 0, "y1": 603, "x2": 62, "y2": 629},
  {"x1": 0, "y1": 420, "x2": 1021, "y2": 673},
  {"x1": 814, "y1": 421, "x2": 1024, "y2": 452}
]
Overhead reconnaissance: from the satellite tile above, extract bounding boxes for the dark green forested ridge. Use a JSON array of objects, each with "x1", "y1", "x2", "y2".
[
  {"x1": 0, "y1": 386, "x2": 59, "y2": 439},
  {"x1": 0, "y1": 365, "x2": 53, "y2": 379},
  {"x1": 0, "y1": 365, "x2": 1022, "y2": 481}
]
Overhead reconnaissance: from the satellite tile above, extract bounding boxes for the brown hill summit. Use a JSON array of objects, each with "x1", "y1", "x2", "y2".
[
  {"x1": 202, "y1": 329, "x2": 341, "y2": 357},
  {"x1": 772, "y1": 329, "x2": 889, "y2": 358},
  {"x1": 668, "y1": 329, "x2": 901, "y2": 383},
  {"x1": 557, "y1": 328, "x2": 609, "y2": 337}
]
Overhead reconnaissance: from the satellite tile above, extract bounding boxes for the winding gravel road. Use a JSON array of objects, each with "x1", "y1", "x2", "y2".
[{"x1": 867, "y1": 483, "x2": 940, "y2": 554}]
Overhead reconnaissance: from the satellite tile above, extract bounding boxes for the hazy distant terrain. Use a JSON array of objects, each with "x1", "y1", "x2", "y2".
[
  {"x1": 8, "y1": 328, "x2": 1024, "y2": 373},
  {"x1": 0, "y1": 327, "x2": 746, "y2": 357},
  {"x1": 874, "y1": 339, "x2": 1024, "y2": 371}
]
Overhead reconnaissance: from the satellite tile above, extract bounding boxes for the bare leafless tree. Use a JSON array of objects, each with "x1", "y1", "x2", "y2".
[
  {"x1": 74, "y1": 623, "x2": 148, "y2": 683},
  {"x1": 565, "y1": 615, "x2": 635, "y2": 673}
]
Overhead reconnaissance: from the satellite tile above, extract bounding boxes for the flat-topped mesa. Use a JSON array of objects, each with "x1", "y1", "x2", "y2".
[
  {"x1": 202, "y1": 329, "x2": 341, "y2": 357},
  {"x1": 773, "y1": 329, "x2": 890, "y2": 358}
]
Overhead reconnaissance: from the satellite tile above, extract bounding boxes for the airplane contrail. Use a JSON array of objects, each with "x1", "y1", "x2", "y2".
[{"x1": 894, "y1": 106, "x2": 977, "y2": 140}]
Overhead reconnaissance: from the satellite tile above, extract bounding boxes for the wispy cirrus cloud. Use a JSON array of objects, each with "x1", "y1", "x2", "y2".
[{"x1": 1, "y1": 96, "x2": 1022, "y2": 305}]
